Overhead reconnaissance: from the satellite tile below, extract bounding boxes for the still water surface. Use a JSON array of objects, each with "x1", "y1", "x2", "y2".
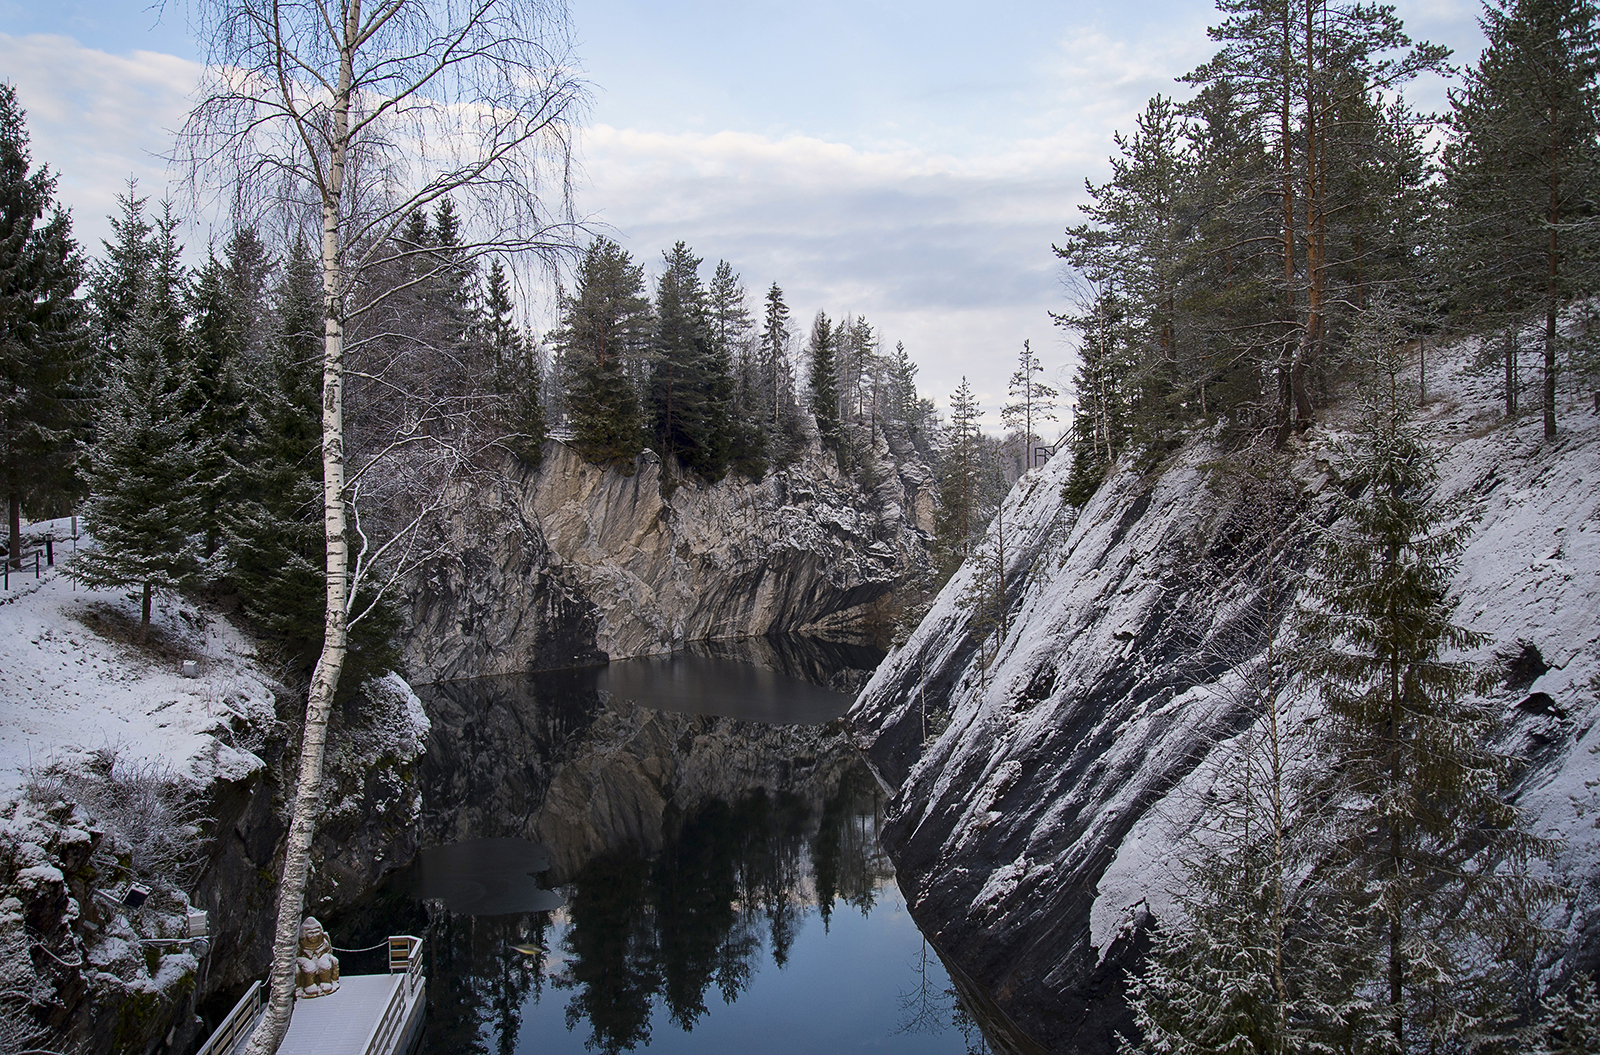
[{"x1": 329, "y1": 639, "x2": 989, "y2": 1055}]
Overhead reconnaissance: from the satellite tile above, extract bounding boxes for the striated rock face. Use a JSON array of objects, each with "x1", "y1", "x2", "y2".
[
  {"x1": 403, "y1": 464, "x2": 606, "y2": 683},
  {"x1": 849, "y1": 347, "x2": 1600, "y2": 1054},
  {"x1": 404, "y1": 437, "x2": 931, "y2": 681}
]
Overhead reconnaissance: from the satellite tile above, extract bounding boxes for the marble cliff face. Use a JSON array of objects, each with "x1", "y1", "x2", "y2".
[
  {"x1": 850, "y1": 351, "x2": 1600, "y2": 1054},
  {"x1": 403, "y1": 435, "x2": 935, "y2": 681}
]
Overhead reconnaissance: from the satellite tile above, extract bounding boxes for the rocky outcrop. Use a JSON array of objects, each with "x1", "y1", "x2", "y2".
[
  {"x1": 850, "y1": 346, "x2": 1600, "y2": 1054},
  {"x1": 404, "y1": 437, "x2": 932, "y2": 681},
  {"x1": 403, "y1": 465, "x2": 607, "y2": 683},
  {"x1": 0, "y1": 672, "x2": 430, "y2": 1055}
]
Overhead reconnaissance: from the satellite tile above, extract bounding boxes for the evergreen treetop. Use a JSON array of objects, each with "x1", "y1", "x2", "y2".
[{"x1": 1, "y1": 82, "x2": 88, "y2": 569}]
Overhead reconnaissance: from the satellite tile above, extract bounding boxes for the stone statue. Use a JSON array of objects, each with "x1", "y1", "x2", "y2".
[{"x1": 294, "y1": 916, "x2": 340, "y2": 998}]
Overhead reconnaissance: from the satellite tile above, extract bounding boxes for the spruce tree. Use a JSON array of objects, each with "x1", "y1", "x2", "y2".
[
  {"x1": 70, "y1": 313, "x2": 206, "y2": 629},
  {"x1": 709, "y1": 260, "x2": 765, "y2": 478},
  {"x1": 553, "y1": 237, "x2": 651, "y2": 465},
  {"x1": 1299, "y1": 314, "x2": 1555, "y2": 1048},
  {"x1": 483, "y1": 257, "x2": 545, "y2": 466},
  {"x1": 759, "y1": 282, "x2": 803, "y2": 464},
  {"x1": 1541, "y1": 975, "x2": 1600, "y2": 1054},
  {"x1": 221, "y1": 236, "x2": 398, "y2": 685},
  {"x1": 87, "y1": 183, "x2": 155, "y2": 366},
  {"x1": 221, "y1": 236, "x2": 323, "y2": 655},
  {"x1": 186, "y1": 228, "x2": 266, "y2": 558},
  {"x1": 650, "y1": 242, "x2": 732, "y2": 479},
  {"x1": 807, "y1": 311, "x2": 840, "y2": 451},
  {"x1": 1, "y1": 83, "x2": 88, "y2": 570},
  {"x1": 1061, "y1": 95, "x2": 1192, "y2": 449},
  {"x1": 1060, "y1": 284, "x2": 1131, "y2": 507}
]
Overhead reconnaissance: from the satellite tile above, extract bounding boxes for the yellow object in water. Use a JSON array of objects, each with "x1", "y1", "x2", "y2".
[{"x1": 511, "y1": 944, "x2": 543, "y2": 956}]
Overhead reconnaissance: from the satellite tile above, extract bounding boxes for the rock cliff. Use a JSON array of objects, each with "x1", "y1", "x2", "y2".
[
  {"x1": 404, "y1": 436, "x2": 933, "y2": 681},
  {"x1": 850, "y1": 342, "x2": 1600, "y2": 1053}
]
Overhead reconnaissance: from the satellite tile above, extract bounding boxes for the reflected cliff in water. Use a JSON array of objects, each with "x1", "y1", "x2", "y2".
[{"x1": 326, "y1": 637, "x2": 996, "y2": 1054}]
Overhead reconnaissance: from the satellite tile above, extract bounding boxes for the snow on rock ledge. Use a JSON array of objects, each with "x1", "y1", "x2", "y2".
[{"x1": 849, "y1": 343, "x2": 1600, "y2": 1055}]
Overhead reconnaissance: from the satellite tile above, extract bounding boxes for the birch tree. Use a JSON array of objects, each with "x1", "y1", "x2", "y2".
[{"x1": 178, "y1": 2, "x2": 584, "y2": 1050}]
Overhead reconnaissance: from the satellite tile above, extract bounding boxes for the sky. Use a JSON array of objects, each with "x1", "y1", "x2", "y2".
[{"x1": 0, "y1": 0, "x2": 1488, "y2": 430}]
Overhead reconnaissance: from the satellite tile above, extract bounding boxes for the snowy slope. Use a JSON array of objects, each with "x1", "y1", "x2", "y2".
[
  {"x1": 0, "y1": 528, "x2": 274, "y2": 797},
  {"x1": 850, "y1": 336, "x2": 1600, "y2": 1054}
]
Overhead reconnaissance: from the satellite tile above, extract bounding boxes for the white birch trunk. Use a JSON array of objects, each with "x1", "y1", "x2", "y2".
[{"x1": 241, "y1": 11, "x2": 356, "y2": 1051}]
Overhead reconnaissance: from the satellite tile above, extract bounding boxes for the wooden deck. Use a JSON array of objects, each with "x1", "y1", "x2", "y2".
[{"x1": 198, "y1": 936, "x2": 425, "y2": 1055}]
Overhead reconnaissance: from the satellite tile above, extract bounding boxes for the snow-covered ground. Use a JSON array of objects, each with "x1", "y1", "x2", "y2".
[{"x1": 0, "y1": 520, "x2": 274, "y2": 798}]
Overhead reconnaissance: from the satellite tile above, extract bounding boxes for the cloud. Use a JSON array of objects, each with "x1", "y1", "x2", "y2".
[
  {"x1": 0, "y1": 33, "x2": 203, "y2": 252},
  {"x1": 575, "y1": 124, "x2": 1092, "y2": 417},
  {"x1": 0, "y1": 19, "x2": 1216, "y2": 422}
]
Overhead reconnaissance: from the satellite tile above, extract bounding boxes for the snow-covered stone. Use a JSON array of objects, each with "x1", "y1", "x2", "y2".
[{"x1": 850, "y1": 335, "x2": 1600, "y2": 1054}]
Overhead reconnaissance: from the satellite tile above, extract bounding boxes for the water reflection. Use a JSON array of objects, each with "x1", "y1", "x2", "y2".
[
  {"x1": 413, "y1": 838, "x2": 564, "y2": 916},
  {"x1": 551, "y1": 771, "x2": 890, "y2": 1053},
  {"x1": 327, "y1": 637, "x2": 993, "y2": 1054},
  {"x1": 596, "y1": 653, "x2": 853, "y2": 724}
]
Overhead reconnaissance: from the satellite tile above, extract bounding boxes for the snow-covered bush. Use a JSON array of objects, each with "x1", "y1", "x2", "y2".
[
  {"x1": 24, "y1": 748, "x2": 208, "y2": 896},
  {"x1": 0, "y1": 908, "x2": 47, "y2": 1055}
]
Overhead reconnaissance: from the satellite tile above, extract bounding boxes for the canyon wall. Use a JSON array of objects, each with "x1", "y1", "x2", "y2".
[
  {"x1": 404, "y1": 436, "x2": 933, "y2": 681},
  {"x1": 850, "y1": 348, "x2": 1600, "y2": 1053}
]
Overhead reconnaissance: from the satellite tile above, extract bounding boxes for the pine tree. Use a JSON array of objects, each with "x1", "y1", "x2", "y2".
[
  {"x1": 935, "y1": 377, "x2": 985, "y2": 571},
  {"x1": 1298, "y1": 311, "x2": 1555, "y2": 1048},
  {"x1": 1001, "y1": 339, "x2": 1058, "y2": 474},
  {"x1": 1, "y1": 83, "x2": 88, "y2": 571},
  {"x1": 1445, "y1": 0, "x2": 1600, "y2": 439},
  {"x1": 1183, "y1": 0, "x2": 1447, "y2": 440},
  {"x1": 553, "y1": 237, "x2": 651, "y2": 465},
  {"x1": 807, "y1": 311, "x2": 840, "y2": 451}
]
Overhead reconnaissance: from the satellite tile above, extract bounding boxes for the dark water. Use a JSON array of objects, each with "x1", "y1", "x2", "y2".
[{"x1": 327, "y1": 637, "x2": 992, "y2": 1055}]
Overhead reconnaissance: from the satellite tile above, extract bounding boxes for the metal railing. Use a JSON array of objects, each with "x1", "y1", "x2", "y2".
[
  {"x1": 359, "y1": 935, "x2": 424, "y2": 1055},
  {"x1": 195, "y1": 980, "x2": 265, "y2": 1055}
]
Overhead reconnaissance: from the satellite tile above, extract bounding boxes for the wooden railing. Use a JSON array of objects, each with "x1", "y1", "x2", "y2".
[
  {"x1": 388, "y1": 934, "x2": 423, "y2": 997},
  {"x1": 194, "y1": 980, "x2": 264, "y2": 1055}
]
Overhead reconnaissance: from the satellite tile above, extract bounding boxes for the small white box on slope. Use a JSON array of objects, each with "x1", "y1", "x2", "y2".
[
  {"x1": 186, "y1": 908, "x2": 208, "y2": 937},
  {"x1": 180, "y1": 660, "x2": 199, "y2": 677}
]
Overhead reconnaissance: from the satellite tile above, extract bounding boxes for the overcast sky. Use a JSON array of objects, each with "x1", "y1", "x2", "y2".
[{"x1": 0, "y1": 0, "x2": 1487, "y2": 429}]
